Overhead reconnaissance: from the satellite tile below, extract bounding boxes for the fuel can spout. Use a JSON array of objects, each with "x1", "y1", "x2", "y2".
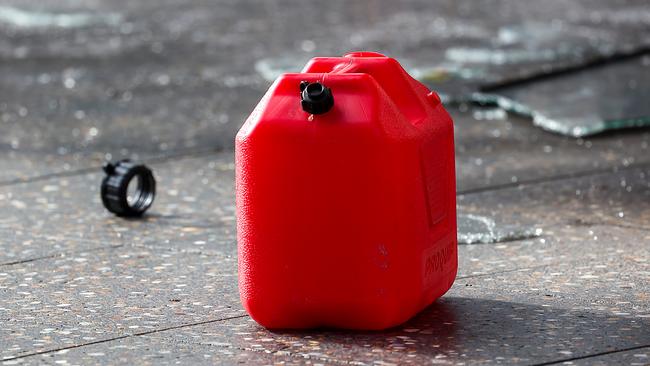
[
  {"x1": 300, "y1": 81, "x2": 334, "y2": 115},
  {"x1": 236, "y1": 52, "x2": 457, "y2": 330}
]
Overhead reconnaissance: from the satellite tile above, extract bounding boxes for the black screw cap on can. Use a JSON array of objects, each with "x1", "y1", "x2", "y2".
[
  {"x1": 101, "y1": 160, "x2": 156, "y2": 217},
  {"x1": 300, "y1": 81, "x2": 334, "y2": 114}
]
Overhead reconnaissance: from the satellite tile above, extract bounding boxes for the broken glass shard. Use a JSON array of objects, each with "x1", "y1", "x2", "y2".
[
  {"x1": 254, "y1": 52, "x2": 650, "y2": 138},
  {"x1": 457, "y1": 214, "x2": 542, "y2": 245},
  {"x1": 469, "y1": 55, "x2": 650, "y2": 137},
  {"x1": 255, "y1": 56, "x2": 308, "y2": 82},
  {"x1": 0, "y1": 5, "x2": 122, "y2": 28}
]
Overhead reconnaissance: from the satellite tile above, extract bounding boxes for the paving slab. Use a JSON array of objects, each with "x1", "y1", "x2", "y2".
[
  {"x1": 458, "y1": 224, "x2": 650, "y2": 278},
  {"x1": 460, "y1": 249, "x2": 650, "y2": 316},
  {"x1": 458, "y1": 163, "x2": 650, "y2": 231},
  {"x1": 0, "y1": 229, "x2": 122, "y2": 267},
  {"x1": 11, "y1": 336, "x2": 296, "y2": 366},
  {"x1": 0, "y1": 58, "x2": 259, "y2": 156},
  {"x1": 29, "y1": 284, "x2": 647, "y2": 366},
  {"x1": 170, "y1": 235, "x2": 646, "y2": 365},
  {"x1": 572, "y1": 347, "x2": 650, "y2": 365},
  {"x1": 452, "y1": 109, "x2": 650, "y2": 192},
  {"x1": 0, "y1": 152, "x2": 98, "y2": 186},
  {"x1": 3, "y1": 239, "x2": 647, "y2": 366},
  {"x1": 0, "y1": 53, "x2": 258, "y2": 182},
  {"x1": 0, "y1": 153, "x2": 236, "y2": 264},
  {"x1": 0, "y1": 245, "x2": 243, "y2": 361}
]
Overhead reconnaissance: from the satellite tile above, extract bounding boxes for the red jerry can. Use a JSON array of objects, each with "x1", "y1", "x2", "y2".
[{"x1": 236, "y1": 52, "x2": 457, "y2": 330}]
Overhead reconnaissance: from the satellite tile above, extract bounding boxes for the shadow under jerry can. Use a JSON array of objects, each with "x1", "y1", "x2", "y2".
[{"x1": 236, "y1": 52, "x2": 457, "y2": 330}]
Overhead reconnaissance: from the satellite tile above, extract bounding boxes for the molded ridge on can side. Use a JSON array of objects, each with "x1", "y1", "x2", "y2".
[{"x1": 236, "y1": 52, "x2": 457, "y2": 330}]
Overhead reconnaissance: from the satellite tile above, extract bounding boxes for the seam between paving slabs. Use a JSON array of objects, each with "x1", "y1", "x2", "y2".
[
  {"x1": 479, "y1": 46, "x2": 650, "y2": 92},
  {"x1": 0, "y1": 232, "x2": 231, "y2": 268},
  {"x1": 454, "y1": 253, "x2": 650, "y2": 366},
  {"x1": 0, "y1": 226, "x2": 130, "y2": 267},
  {"x1": 2, "y1": 146, "x2": 650, "y2": 197},
  {"x1": 183, "y1": 327, "x2": 650, "y2": 366},
  {"x1": 0, "y1": 146, "x2": 224, "y2": 187},
  {"x1": 457, "y1": 160, "x2": 650, "y2": 196},
  {"x1": 0, "y1": 244, "x2": 123, "y2": 267},
  {"x1": 570, "y1": 220, "x2": 650, "y2": 234},
  {"x1": 0, "y1": 314, "x2": 249, "y2": 363},
  {"x1": 198, "y1": 343, "x2": 362, "y2": 366},
  {"x1": 458, "y1": 223, "x2": 650, "y2": 283},
  {"x1": 457, "y1": 262, "x2": 554, "y2": 280},
  {"x1": 532, "y1": 344, "x2": 650, "y2": 366}
]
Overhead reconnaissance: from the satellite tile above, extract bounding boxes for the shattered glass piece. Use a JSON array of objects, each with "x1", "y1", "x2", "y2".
[
  {"x1": 470, "y1": 55, "x2": 650, "y2": 137},
  {"x1": 457, "y1": 214, "x2": 542, "y2": 245},
  {"x1": 254, "y1": 56, "x2": 308, "y2": 83},
  {"x1": 414, "y1": 11, "x2": 650, "y2": 100},
  {"x1": 409, "y1": 64, "x2": 488, "y2": 101},
  {"x1": 0, "y1": 6, "x2": 122, "y2": 29},
  {"x1": 411, "y1": 4, "x2": 650, "y2": 99},
  {"x1": 254, "y1": 54, "x2": 650, "y2": 139}
]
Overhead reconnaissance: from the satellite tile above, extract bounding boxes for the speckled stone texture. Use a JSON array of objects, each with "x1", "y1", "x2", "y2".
[
  {"x1": 1, "y1": 150, "x2": 648, "y2": 365},
  {"x1": 1, "y1": 0, "x2": 649, "y2": 364}
]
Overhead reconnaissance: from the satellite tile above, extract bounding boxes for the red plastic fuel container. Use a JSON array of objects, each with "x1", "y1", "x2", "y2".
[{"x1": 236, "y1": 52, "x2": 457, "y2": 330}]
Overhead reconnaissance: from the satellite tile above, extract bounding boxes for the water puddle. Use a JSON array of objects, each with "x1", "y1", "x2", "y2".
[
  {"x1": 0, "y1": 6, "x2": 122, "y2": 29},
  {"x1": 457, "y1": 214, "x2": 542, "y2": 245}
]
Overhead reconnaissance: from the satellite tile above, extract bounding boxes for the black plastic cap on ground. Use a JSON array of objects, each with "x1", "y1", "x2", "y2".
[{"x1": 101, "y1": 160, "x2": 156, "y2": 217}]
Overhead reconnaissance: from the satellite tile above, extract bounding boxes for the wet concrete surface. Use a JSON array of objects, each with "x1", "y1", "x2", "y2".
[
  {"x1": 1, "y1": 150, "x2": 649, "y2": 364},
  {"x1": 2, "y1": 0, "x2": 650, "y2": 168},
  {"x1": 1, "y1": 0, "x2": 650, "y2": 364},
  {"x1": 6, "y1": 288, "x2": 647, "y2": 365}
]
